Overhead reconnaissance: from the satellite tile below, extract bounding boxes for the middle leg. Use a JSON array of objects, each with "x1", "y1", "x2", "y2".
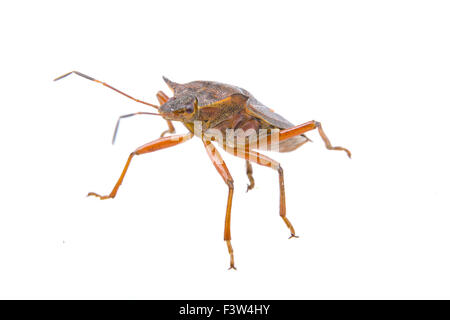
[
  {"x1": 227, "y1": 148, "x2": 298, "y2": 238},
  {"x1": 245, "y1": 160, "x2": 255, "y2": 192}
]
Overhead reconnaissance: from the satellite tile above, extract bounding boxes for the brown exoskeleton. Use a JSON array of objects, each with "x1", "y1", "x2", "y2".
[{"x1": 54, "y1": 71, "x2": 351, "y2": 270}]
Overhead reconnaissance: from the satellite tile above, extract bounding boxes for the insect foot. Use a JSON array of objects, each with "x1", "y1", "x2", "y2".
[
  {"x1": 226, "y1": 240, "x2": 237, "y2": 270},
  {"x1": 314, "y1": 121, "x2": 352, "y2": 158},
  {"x1": 289, "y1": 234, "x2": 299, "y2": 239},
  {"x1": 87, "y1": 192, "x2": 114, "y2": 200}
]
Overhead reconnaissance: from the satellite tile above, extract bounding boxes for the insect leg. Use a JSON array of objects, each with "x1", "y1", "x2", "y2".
[
  {"x1": 226, "y1": 148, "x2": 298, "y2": 239},
  {"x1": 203, "y1": 140, "x2": 236, "y2": 270},
  {"x1": 245, "y1": 160, "x2": 255, "y2": 192},
  {"x1": 156, "y1": 90, "x2": 176, "y2": 137},
  {"x1": 54, "y1": 71, "x2": 160, "y2": 109},
  {"x1": 277, "y1": 121, "x2": 351, "y2": 158},
  {"x1": 88, "y1": 133, "x2": 193, "y2": 200}
]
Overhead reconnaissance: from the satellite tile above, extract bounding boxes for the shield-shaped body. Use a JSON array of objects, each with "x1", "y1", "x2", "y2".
[{"x1": 163, "y1": 78, "x2": 309, "y2": 152}]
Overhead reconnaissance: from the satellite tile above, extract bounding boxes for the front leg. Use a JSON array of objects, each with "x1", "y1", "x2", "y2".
[
  {"x1": 156, "y1": 91, "x2": 176, "y2": 137},
  {"x1": 88, "y1": 133, "x2": 192, "y2": 199},
  {"x1": 203, "y1": 140, "x2": 236, "y2": 270}
]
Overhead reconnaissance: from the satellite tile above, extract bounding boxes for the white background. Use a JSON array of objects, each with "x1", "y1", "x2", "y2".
[{"x1": 0, "y1": 0, "x2": 449, "y2": 299}]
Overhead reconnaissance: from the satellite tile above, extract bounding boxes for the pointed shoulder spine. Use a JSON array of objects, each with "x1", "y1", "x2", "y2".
[{"x1": 162, "y1": 76, "x2": 179, "y2": 91}]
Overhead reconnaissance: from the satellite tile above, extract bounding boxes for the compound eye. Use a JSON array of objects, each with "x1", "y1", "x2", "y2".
[{"x1": 185, "y1": 104, "x2": 194, "y2": 114}]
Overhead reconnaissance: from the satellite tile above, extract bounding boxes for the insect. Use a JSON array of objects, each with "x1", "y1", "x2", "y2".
[{"x1": 54, "y1": 71, "x2": 351, "y2": 270}]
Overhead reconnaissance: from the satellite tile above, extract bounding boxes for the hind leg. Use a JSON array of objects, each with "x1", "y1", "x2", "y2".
[{"x1": 278, "y1": 120, "x2": 351, "y2": 158}]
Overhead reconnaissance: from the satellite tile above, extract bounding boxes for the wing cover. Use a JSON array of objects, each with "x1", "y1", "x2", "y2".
[{"x1": 246, "y1": 102, "x2": 295, "y2": 129}]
